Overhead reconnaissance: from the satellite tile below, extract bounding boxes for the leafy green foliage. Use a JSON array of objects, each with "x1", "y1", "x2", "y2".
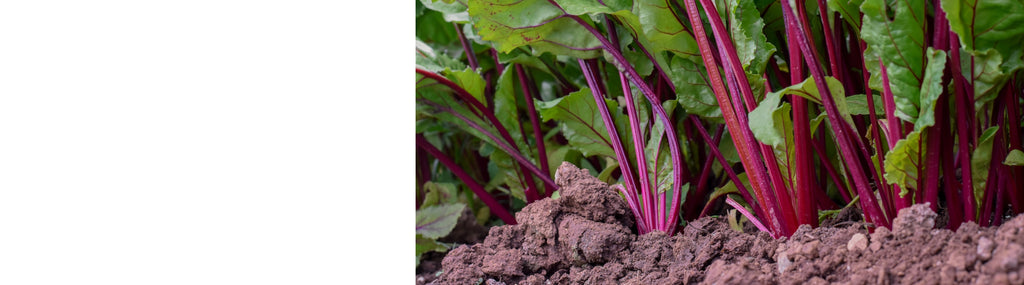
[
  {"x1": 860, "y1": 0, "x2": 927, "y2": 122},
  {"x1": 468, "y1": 0, "x2": 604, "y2": 58},
  {"x1": 416, "y1": 0, "x2": 1022, "y2": 240},
  {"x1": 884, "y1": 129, "x2": 924, "y2": 196},
  {"x1": 670, "y1": 57, "x2": 722, "y2": 120},
  {"x1": 726, "y1": 0, "x2": 775, "y2": 96},
  {"x1": 845, "y1": 94, "x2": 885, "y2": 116},
  {"x1": 537, "y1": 88, "x2": 620, "y2": 157},
  {"x1": 827, "y1": 0, "x2": 864, "y2": 32},
  {"x1": 416, "y1": 203, "x2": 467, "y2": 239},
  {"x1": 1005, "y1": 149, "x2": 1024, "y2": 166},
  {"x1": 635, "y1": 0, "x2": 700, "y2": 58},
  {"x1": 415, "y1": 203, "x2": 466, "y2": 266},
  {"x1": 941, "y1": 0, "x2": 1024, "y2": 107}
]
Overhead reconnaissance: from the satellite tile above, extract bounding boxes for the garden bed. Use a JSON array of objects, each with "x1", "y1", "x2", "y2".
[{"x1": 422, "y1": 163, "x2": 1024, "y2": 284}]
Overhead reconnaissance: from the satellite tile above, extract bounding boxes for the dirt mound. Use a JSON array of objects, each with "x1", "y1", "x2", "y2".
[{"x1": 429, "y1": 162, "x2": 1024, "y2": 284}]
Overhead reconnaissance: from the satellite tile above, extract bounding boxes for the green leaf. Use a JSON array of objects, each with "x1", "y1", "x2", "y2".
[
  {"x1": 971, "y1": 126, "x2": 1000, "y2": 206},
  {"x1": 419, "y1": 0, "x2": 470, "y2": 23},
  {"x1": 446, "y1": 68, "x2": 488, "y2": 104},
  {"x1": 417, "y1": 6, "x2": 459, "y2": 45},
  {"x1": 913, "y1": 48, "x2": 948, "y2": 131},
  {"x1": 469, "y1": 0, "x2": 604, "y2": 58},
  {"x1": 756, "y1": 0, "x2": 784, "y2": 36},
  {"x1": 827, "y1": 0, "x2": 864, "y2": 33},
  {"x1": 635, "y1": 0, "x2": 701, "y2": 58},
  {"x1": 555, "y1": 0, "x2": 633, "y2": 15},
  {"x1": 489, "y1": 149, "x2": 529, "y2": 201},
  {"x1": 416, "y1": 39, "x2": 468, "y2": 72},
  {"x1": 416, "y1": 203, "x2": 467, "y2": 239},
  {"x1": 644, "y1": 100, "x2": 681, "y2": 195},
  {"x1": 420, "y1": 181, "x2": 461, "y2": 209},
  {"x1": 416, "y1": 85, "x2": 494, "y2": 146},
  {"x1": 860, "y1": 0, "x2": 927, "y2": 122},
  {"x1": 883, "y1": 129, "x2": 924, "y2": 195},
  {"x1": 496, "y1": 48, "x2": 552, "y2": 74},
  {"x1": 726, "y1": 0, "x2": 776, "y2": 78},
  {"x1": 748, "y1": 90, "x2": 787, "y2": 148},
  {"x1": 669, "y1": 56, "x2": 722, "y2": 121},
  {"x1": 717, "y1": 129, "x2": 741, "y2": 163},
  {"x1": 715, "y1": 173, "x2": 753, "y2": 201},
  {"x1": 845, "y1": 94, "x2": 885, "y2": 116},
  {"x1": 1005, "y1": 149, "x2": 1024, "y2": 166},
  {"x1": 942, "y1": 0, "x2": 1024, "y2": 60},
  {"x1": 597, "y1": 158, "x2": 620, "y2": 184},
  {"x1": 537, "y1": 88, "x2": 620, "y2": 158},
  {"x1": 493, "y1": 66, "x2": 527, "y2": 148},
  {"x1": 964, "y1": 48, "x2": 1022, "y2": 109},
  {"x1": 941, "y1": 0, "x2": 1024, "y2": 109},
  {"x1": 416, "y1": 234, "x2": 450, "y2": 267},
  {"x1": 759, "y1": 76, "x2": 857, "y2": 131},
  {"x1": 748, "y1": 94, "x2": 799, "y2": 190}
]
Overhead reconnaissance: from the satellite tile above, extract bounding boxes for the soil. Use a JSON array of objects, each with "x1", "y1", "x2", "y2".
[{"x1": 424, "y1": 162, "x2": 1024, "y2": 284}]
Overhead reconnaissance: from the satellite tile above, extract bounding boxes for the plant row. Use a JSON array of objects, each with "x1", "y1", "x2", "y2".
[{"x1": 415, "y1": 0, "x2": 1024, "y2": 261}]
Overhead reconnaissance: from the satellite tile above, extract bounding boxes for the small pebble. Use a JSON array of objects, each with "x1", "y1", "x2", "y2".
[
  {"x1": 977, "y1": 237, "x2": 994, "y2": 261},
  {"x1": 848, "y1": 233, "x2": 868, "y2": 252}
]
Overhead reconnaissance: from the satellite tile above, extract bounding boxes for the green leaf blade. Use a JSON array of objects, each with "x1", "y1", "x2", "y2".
[
  {"x1": 537, "y1": 88, "x2": 618, "y2": 158},
  {"x1": 416, "y1": 203, "x2": 468, "y2": 239}
]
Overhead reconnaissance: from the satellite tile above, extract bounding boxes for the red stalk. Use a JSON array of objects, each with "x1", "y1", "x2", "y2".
[
  {"x1": 877, "y1": 62, "x2": 910, "y2": 210},
  {"x1": 580, "y1": 59, "x2": 651, "y2": 232},
  {"x1": 515, "y1": 65, "x2": 553, "y2": 196},
  {"x1": 921, "y1": 1, "x2": 949, "y2": 212},
  {"x1": 417, "y1": 134, "x2": 517, "y2": 225},
  {"x1": 702, "y1": 0, "x2": 801, "y2": 234},
  {"x1": 453, "y1": 23, "x2": 479, "y2": 70},
  {"x1": 810, "y1": 137, "x2": 852, "y2": 203},
  {"x1": 980, "y1": 101, "x2": 1006, "y2": 225},
  {"x1": 603, "y1": 18, "x2": 662, "y2": 229},
  {"x1": 559, "y1": 9, "x2": 688, "y2": 235},
  {"x1": 726, "y1": 196, "x2": 774, "y2": 238},
  {"x1": 1003, "y1": 83, "x2": 1023, "y2": 213},
  {"x1": 686, "y1": 124, "x2": 725, "y2": 220},
  {"x1": 416, "y1": 69, "x2": 558, "y2": 191},
  {"x1": 620, "y1": 72, "x2": 659, "y2": 231},
  {"x1": 782, "y1": 0, "x2": 890, "y2": 228},
  {"x1": 680, "y1": 0, "x2": 783, "y2": 236},
  {"x1": 786, "y1": 1, "x2": 819, "y2": 228},
  {"x1": 948, "y1": 31, "x2": 978, "y2": 221},
  {"x1": 690, "y1": 116, "x2": 764, "y2": 221}
]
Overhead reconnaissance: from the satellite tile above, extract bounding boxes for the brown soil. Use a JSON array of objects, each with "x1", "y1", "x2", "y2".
[
  {"x1": 417, "y1": 207, "x2": 490, "y2": 285},
  {"x1": 426, "y1": 162, "x2": 1024, "y2": 284}
]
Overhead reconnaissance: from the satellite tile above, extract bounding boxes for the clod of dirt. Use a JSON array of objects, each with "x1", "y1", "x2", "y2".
[
  {"x1": 892, "y1": 203, "x2": 936, "y2": 236},
  {"x1": 430, "y1": 162, "x2": 1024, "y2": 284},
  {"x1": 977, "y1": 237, "x2": 994, "y2": 261},
  {"x1": 847, "y1": 233, "x2": 868, "y2": 252}
]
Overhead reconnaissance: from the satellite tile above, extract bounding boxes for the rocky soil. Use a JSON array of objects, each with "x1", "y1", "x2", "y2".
[{"x1": 425, "y1": 162, "x2": 1024, "y2": 284}]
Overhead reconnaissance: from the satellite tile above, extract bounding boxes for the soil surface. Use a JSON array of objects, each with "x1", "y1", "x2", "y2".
[{"x1": 425, "y1": 162, "x2": 1024, "y2": 284}]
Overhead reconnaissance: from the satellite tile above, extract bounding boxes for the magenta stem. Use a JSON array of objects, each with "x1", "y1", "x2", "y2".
[{"x1": 417, "y1": 134, "x2": 517, "y2": 225}]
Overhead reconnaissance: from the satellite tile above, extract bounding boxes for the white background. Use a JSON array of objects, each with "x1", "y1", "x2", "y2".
[{"x1": 0, "y1": 1, "x2": 406, "y2": 284}]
